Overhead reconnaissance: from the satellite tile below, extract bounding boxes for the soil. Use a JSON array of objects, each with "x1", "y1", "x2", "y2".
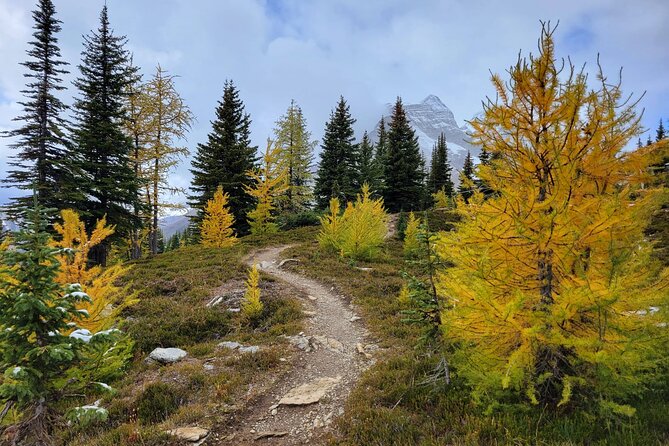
[{"x1": 211, "y1": 245, "x2": 374, "y2": 445}]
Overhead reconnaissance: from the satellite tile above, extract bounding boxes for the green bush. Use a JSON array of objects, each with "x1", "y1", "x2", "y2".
[
  {"x1": 136, "y1": 382, "x2": 184, "y2": 424},
  {"x1": 277, "y1": 210, "x2": 322, "y2": 230}
]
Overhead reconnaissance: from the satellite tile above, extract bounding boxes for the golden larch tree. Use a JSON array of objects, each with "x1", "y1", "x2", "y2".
[
  {"x1": 338, "y1": 184, "x2": 388, "y2": 260},
  {"x1": 245, "y1": 139, "x2": 287, "y2": 235},
  {"x1": 141, "y1": 65, "x2": 193, "y2": 255},
  {"x1": 201, "y1": 185, "x2": 238, "y2": 248},
  {"x1": 403, "y1": 211, "x2": 421, "y2": 257},
  {"x1": 436, "y1": 24, "x2": 668, "y2": 413},
  {"x1": 51, "y1": 209, "x2": 138, "y2": 332},
  {"x1": 241, "y1": 263, "x2": 263, "y2": 321}
]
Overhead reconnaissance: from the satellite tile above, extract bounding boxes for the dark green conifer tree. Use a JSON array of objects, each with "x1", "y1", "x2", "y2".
[
  {"x1": 374, "y1": 116, "x2": 388, "y2": 181},
  {"x1": 458, "y1": 151, "x2": 475, "y2": 202},
  {"x1": 357, "y1": 131, "x2": 381, "y2": 194},
  {"x1": 314, "y1": 96, "x2": 358, "y2": 208},
  {"x1": 382, "y1": 97, "x2": 424, "y2": 212},
  {"x1": 427, "y1": 132, "x2": 453, "y2": 196},
  {"x1": 656, "y1": 119, "x2": 666, "y2": 142},
  {"x1": 189, "y1": 81, "x2": 257, "y2": 234},
  {"x1": 71, "y1": 5, "x2": 140, "y2": 265},
  {"x1": 3, "y1": 0, "x2": 78, "y2": 218}
]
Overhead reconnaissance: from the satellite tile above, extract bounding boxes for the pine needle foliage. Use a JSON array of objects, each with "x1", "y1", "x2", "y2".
[
  {"x1": 200, "y1": 186, "x2": 238, "y2": 248},
  {"x1": 51, "y1": 210, "x2": 138, "y2": 332},
  {"x1": 436, "y1": 23, "x2": 669, "y2": 413},
  {"x1": 432, "y1": 188, "x2": 451, "y2": 209},
  {"x1": 339, "y1": 184, "x2": 388, "y2": 260},
  {"x1": 318, "y1": 184, "x2": 388, "y2": 261},
  {"x1": 241, "y1": 264, "x2": 263, "y2": 322},
  {"x1": 0, "y1": 203, "x2": 130, "y2": 444},
  {"x1": 273, "y1": 100, "x2": 316, "y2": 213},
  {"x1": 317, "y1": 197, "x2": 344, "y2": 253},
  {"x1": 403, "y1": 212, "x2": 421, "y2": 257},
  {"x1": 3, "y1": 0, "x2": 78, "y2": 218},
  {"x1": 245, "y1": 140, "x2": 288, "y2": 235}
]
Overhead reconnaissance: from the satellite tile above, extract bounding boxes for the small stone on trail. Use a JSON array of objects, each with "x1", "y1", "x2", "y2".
[
  {"x1": 307, "y1": 295, "x2": 317, "y2": 301},
  {"x1": 350, "y1": 316, "x2": 361, "y2": 322},
  {"x1": 271, "y1": 408, "x2": 278, "y2": 416},
  {"x1": 146, "y1": 347, "x2": 187, "y2": 364},
  {"x1": 165, "y1": 427, "x2": 209, "y2": 442}
]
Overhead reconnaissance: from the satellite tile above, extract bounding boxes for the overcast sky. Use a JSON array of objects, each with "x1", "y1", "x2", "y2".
[{"x1": 1, "y1": 0, "x2": 667, "y2": 208}]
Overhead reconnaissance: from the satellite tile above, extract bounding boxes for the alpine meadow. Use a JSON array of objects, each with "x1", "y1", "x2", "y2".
[{"x1": 0, "y1": 1, "x2": 667, "y2": 446}]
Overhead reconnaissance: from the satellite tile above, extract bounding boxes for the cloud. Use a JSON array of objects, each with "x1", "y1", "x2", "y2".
[{"x1": 0, "y1": 0, "x2": 667, "y2": 207}]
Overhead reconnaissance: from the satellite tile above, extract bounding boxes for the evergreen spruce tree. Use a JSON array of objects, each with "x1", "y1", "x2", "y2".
[
  {"x1": 646, "y1": 135, "x2": 653, "y2": 146},
  {"x1": 427, "y1": 132, "x2": 453, "y2": 196},
  {"x1": 314, "y1": 96, "x2": 358, "y2": 208},
  {"x1": 71, "y1": 5, "x2": 140, "y2": 265},
  {"x1": 189, "y1": 81, "x2": 257, "y2": 234},
  {"x1": 637, "y1": 138, "x2": 643, "y2": 149},
  {"x1": 458, "y1": 151, "x2": 475, "y2": 202},
  {"x1": 382, "y1": 97, "x2": 424, "y2": 212},
  {"x1": 357, "y1": 131, "x2": 381, "y2": 194},
  {"x1": 374, "y1": 116, "x2": 388, "y2": 184},
  {"x1": 273, "y1": 100, "x2": 316, "y2": 213},
  {"x1": 3, "y1": 0, "x2": 78, "y2": 218},
  {"x1": 0, "y1": 202, "x2": 115, "y2": 443},
  {"x1": 656, "y1": 119, "x2": 666, "y2": 142}
]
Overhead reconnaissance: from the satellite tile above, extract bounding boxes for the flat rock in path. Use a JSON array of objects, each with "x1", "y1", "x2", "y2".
[
  {"x1": 165, "y1": 427, "x2": 209, "y2": 442},
  {"x1": 147, "y1": 347, "x2": 187, "y2": 364},
  {"x1": 278, "y1": 377, "x2": 341, "y2": 406},
  {"x1": 283, "y1": 334, "x2": 313, "y2": 352},
  {"x1": 254, "y1": 431, "x2": 289, "y2": 440}
]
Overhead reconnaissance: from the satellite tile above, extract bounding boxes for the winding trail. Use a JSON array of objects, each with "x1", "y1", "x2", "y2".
[{"x1": 218, "y1": 245, "x2": 373, "y2": 445}]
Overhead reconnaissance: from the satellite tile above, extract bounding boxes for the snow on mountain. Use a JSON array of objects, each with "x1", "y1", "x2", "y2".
[
  {"x1": 371, "y1": 94, "x2": 479, "y2": 176},
  {"x1": 159, "y1": 209, "x2": 194, "y2": 238}
]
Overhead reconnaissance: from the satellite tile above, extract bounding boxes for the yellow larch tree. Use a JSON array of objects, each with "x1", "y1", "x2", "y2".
[
  {"x1": 241, "y1": 264, "x2": 263, "y2": 321},
  {"x1": 200, "y1": 185, "x2": 238, "y2": 248},
  {"x1": 403, "y1": 212, "x2": 421, "y2": 257},
  {"x1": 142, "y1": 65, "x2": 193, "y2": 254},
  {"x1": 51, "y1": 210, "x2": 138, "y2": 332},
  {"x1": 245, "y1": 139, "x2": 287, "y2": 235},
  {"x1": 317, "y1": 197, "x2": 343, "y2": 253},
  {"x1": 432, "y1": 188, "x2": 450, "y2": 209},
  {"x1": 436, "y1": 24, "x2": 668, "y2": 413},
  {"x1": 338, "y1": 183, "x2": 388, "y2": 260}
]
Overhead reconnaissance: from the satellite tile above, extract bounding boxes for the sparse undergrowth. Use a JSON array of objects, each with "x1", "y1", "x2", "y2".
[
  {"x1": 282, "y1": 224, "x2": 669, "y2": 446},
  {"x1": 64, "y1": 228, "x2": 315, "y2": 446}
]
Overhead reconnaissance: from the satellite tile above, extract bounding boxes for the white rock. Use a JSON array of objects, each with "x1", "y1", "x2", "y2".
[
  {"x1": 278, "y1": 377, "x2": 341, "y2": 406},
  {"x1": 218, "y1": 341, "x2": 242, "y2": 350},
  {"x1": 147, "y1": 347, "x2": 187, "y2": 364},
  {"x1": 350, "y1": 316, "x2": 362, "y2": 322}
]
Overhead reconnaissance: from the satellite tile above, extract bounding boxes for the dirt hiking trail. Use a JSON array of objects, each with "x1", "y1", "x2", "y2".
[{"x1": 215, "y1": 245, "x2": 375, "y2": 445}]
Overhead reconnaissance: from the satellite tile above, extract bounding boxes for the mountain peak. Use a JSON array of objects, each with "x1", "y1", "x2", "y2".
[{"x1": 421, "y1": 94, "x2": 446, "y2": 108}]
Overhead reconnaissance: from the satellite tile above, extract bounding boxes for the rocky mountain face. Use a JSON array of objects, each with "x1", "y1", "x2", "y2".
[{"x1": 372, "y1": 95, "x2": 479, "y2": 176}]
